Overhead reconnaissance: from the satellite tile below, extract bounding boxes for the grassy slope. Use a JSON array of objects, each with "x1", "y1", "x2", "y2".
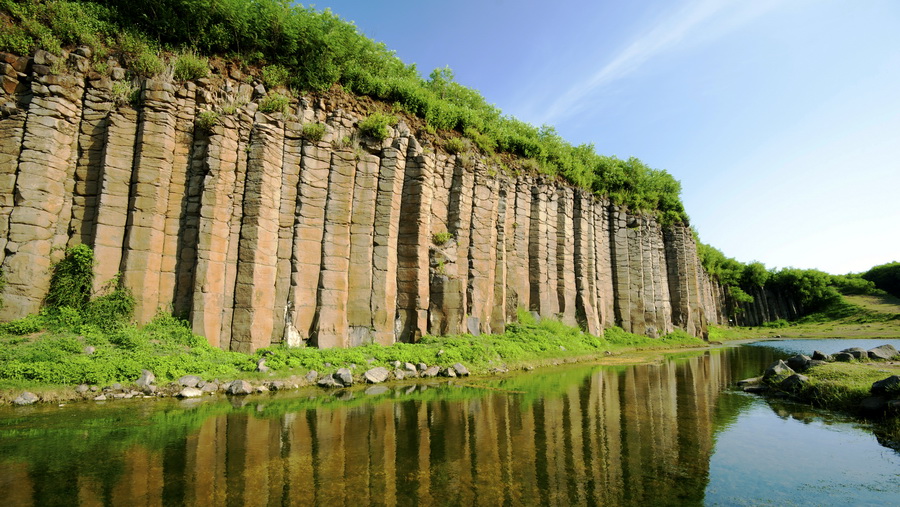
[{"x1": 710, "y1": 293, "x2": 900, "y2": 342}]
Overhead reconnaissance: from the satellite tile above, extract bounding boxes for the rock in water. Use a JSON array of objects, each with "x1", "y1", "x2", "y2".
[
  {"x1": 763, "y1": 360, "x2": 794, "y2": 381},
  {"x1": 225, "y1": 380, "x2": 253, "y2": 395},
  {"x1": 335, "y1": 368, "x2": 353, "y2": 386},
  {"x1": 364, "y1": 367, "x2": 390, "y2": 384},
  {"x1": 317, "y1": 375, "x2": 342, "y2": 388},
  {"x1": 786, "y1": 354, "x2": 811, "y2": 372},
  {"x1": 177, "y1": 387, "x2": 203, "y2": 398},
  {"x1": 452, "y1": 363, "x2": 470, "y2": 376},
  {"x1": 868, "y1": 344, "x2": 899, "y2": 361}
]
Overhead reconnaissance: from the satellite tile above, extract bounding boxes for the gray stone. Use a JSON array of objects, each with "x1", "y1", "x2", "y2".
[
  {"x1": 225, "y1": 380, "x2": 253, "y2": 395},
  {"x1": 135, "y1": 370, "x2": 155, "y2": 388},
  {"x1": 110, "y1": 383, "x2": 123, "y2": 391},
  {"x1": 305, "y1": 370, "x2": 318, "y2": 383},
  {"x1": 442, "y1": 367, "x2": 457, "y2": 378},
  {"x1": 13, "y1": 391, "x2": 38, "y2": 405},
  {"x1": 83, "y1": 346, "x2": 95, "y2": 355},
  {"x1": 812, "y1": 350, "x2": 832, "y2": 361},
  {"x1": 422, "y1": 365, "x2": 441, "y2": 378},
  {"x1": 318, "y1": 375, "x2": 342, "y2": 388},
  {"x1": 200, "y1": 382, "x2": 218, "y2": 393},
  {"x1": 177, "y1": 387, "x2": 203, "y2": 398},
  {"x1": 778, "y1": 374, "x2": 809, "y2": 393},
  {"x1": 93, "y1": 394, "x2": 107, "y2": 401},
  {"x1": 786, "y1": 354, "x2": 811, "y2": 372},
  {"x1": 403, "y1": 362, "x2": 418, "y2": 375},
  {"x1": 417, "y1": 363, "x2": 428, "y2": 373},
  {"x1": 840, "y1": 347, "x2": 868, "y2": 360},
  {"x1": 141, "y1": 384, "x2": 157, "y2": 395},
  {"x1": 270, "y1": 381, "x2": 285, "y2": 391},
  {"x1": 75, "y1": 384, "x2": 89, "y2": 393},
  {"x1": 365, "y1": 386, "x2": 390, "y2": 396},
  {"x1": 763, "y1": 360, "x2": 795, "y2": 381},
  {"x1": 335, "y1": 368, "x2": 353, "y2": 386},
  {"x1": 833, "y1": 352, "x2": 855, "y2": 362},
  {"x1": 868, "y1": 344, "x2": 899, "y2": 361},
  {"x1": 178, "y1": 375, "x2": 202, "y2": 387},
  {"x1": 871, "y1": 375, "x2": 900, "y2": 396},
  {"x1": 466, "y1": 316, "x2": 481, "y2": 336},
  {"x1": 743, "y1": 385, "x2": 769, "y2": 394},
  {"x1": 364, "y1": 367, "x2": 390, "y2": 384},
  {"x1": 393, "y1": 369, "x2": 406, "y2": 380},
  {"x1": 452, "y1": 363, "x2": 470, "y2": 376}
]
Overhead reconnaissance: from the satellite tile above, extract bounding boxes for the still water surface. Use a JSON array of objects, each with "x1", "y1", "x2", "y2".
[{"x1": 1, "y1": 339, "x2": 899, "y2": 506}]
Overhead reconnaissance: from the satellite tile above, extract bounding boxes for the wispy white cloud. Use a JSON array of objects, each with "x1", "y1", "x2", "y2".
[{"x1": 537, "y1": 0, "x2": 783, "y2": 125}]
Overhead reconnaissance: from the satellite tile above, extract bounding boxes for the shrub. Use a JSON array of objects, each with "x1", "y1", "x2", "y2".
[
  {"x1": 45, "y1": 244, "x2": 94, "y2": 312},
  {"x1": 173, "y1": 51, "x2": 208, "y2": 81},
  {"x1": 195, "y1": 110, "x2": 220, "y2": 131},
  {"x1": 444, "y1": 137, "x2": 471, "y2": 154},
  {"x1": 261, "y1": 64, "x2": 290, "y2": 88},
  {"x1": 111, "y1": 81, "x2": 139, "y2": 106},
  {"x1": 131, "y1": 50, "x2": 163, "y2": 77},
  {"x1": 300, "y1": 122, "x2": 326, "y2": 142},
  {"x1": 432, "y1": 232, "x2": 453, "y2": 245},
  {"x1": 358, "y1": 112, "x2": 397, "y2": 141},
  {"x1": 259, "y1": 93, "x2": 290, "y2": 114}
]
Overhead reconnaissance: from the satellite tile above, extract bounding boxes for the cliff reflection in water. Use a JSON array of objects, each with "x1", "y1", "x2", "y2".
[{"x1": 1, "y1": 352, "x2": 742, "y2": 506}]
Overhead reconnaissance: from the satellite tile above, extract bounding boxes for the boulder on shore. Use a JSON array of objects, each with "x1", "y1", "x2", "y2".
[
  {"x1": 871, "y1": 375, "x2": 900, "y2": 396},
  {"x1": 868, "y1": 344, "x2": 899, "y2": 361},
  {"x1": 225, "y1": 380, "x2": 253, "y2": 395},
  {"x1": 364, "y1": 367, "x2": 390, "y2": 384},
  {"x1": 763, "y1": 360, "x2": 794, "y2": 381},
  {"x1": 135, "y1": 370, "x2": 156, "y2": 388},
  {"x1": 840, "y1": 347, "x2": 868, "y2": 360},
  {"x1": 786, "y1": 354, "x2": 811, "y2": 372},
  {"x1": 13, "y1": 391, "x2": 38, "y2": 405}
]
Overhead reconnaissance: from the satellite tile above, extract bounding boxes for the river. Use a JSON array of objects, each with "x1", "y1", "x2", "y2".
[{"x1": 1, "y1": 339, "x2": 899, "y2": 506}]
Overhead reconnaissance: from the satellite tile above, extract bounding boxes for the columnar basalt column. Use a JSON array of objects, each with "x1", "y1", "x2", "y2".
[
  {"x1": 573, "y1": 191, "x2": 600, "y2": 335},
  {"x1": 91, "y1": 107, "x2": 138, "y2": 292},
  {"x1": 120, "y1": 78, "x2": 178, "y2": 323},
  {"x1": 272, "y1": 119, "x2": 303, "y2": 343},
  {"x1": 370, "y1": 129, "x2": 408, "y2": 344},
  {"x1": 230, "y1": 116, "x2": 284, "y2": 352},
  {"x1": 190, "y1": 115, "x2": 240, "y2": 347},
  {"x1": 556, "y1": 186, "x2": 577, "y2": 326},
  {"x1": 467, "y1": 165, "x2": 499, "y2": 334},
  {"x1": 396, "y1": 137, "x2": 433, "y2": 342},
  {"x1": 0, "y1": 57, "x2": 85, "y2": 319}
]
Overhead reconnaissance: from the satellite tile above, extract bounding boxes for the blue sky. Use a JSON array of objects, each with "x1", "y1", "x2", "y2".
[{"x1": 309, "y1": 0, "x2": 900, "y2": 275}]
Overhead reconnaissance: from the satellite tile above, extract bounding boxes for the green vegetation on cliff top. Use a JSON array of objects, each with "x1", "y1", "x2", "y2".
[{"x1": 0, "y1": 0, "x2": 687, "y2": 224}]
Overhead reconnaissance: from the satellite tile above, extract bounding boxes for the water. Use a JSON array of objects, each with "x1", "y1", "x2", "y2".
[{"x1": 1, "y1": 340, "x2": 898, "y2": 506}]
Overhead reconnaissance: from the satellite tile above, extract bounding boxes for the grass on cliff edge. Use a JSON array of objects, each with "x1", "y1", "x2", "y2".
[{"x1": 0, "y1": 308, "x2": 704, "y2": 395}]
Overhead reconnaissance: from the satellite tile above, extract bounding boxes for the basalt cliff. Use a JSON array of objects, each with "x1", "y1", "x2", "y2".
[{"x1": 0, "y1": 49, "x2": 734, "y2": 351}]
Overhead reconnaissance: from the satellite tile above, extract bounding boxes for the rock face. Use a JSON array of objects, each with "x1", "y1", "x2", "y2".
[{"x1": 0, "y1": 53, "x2": 732, "y2": 350}]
